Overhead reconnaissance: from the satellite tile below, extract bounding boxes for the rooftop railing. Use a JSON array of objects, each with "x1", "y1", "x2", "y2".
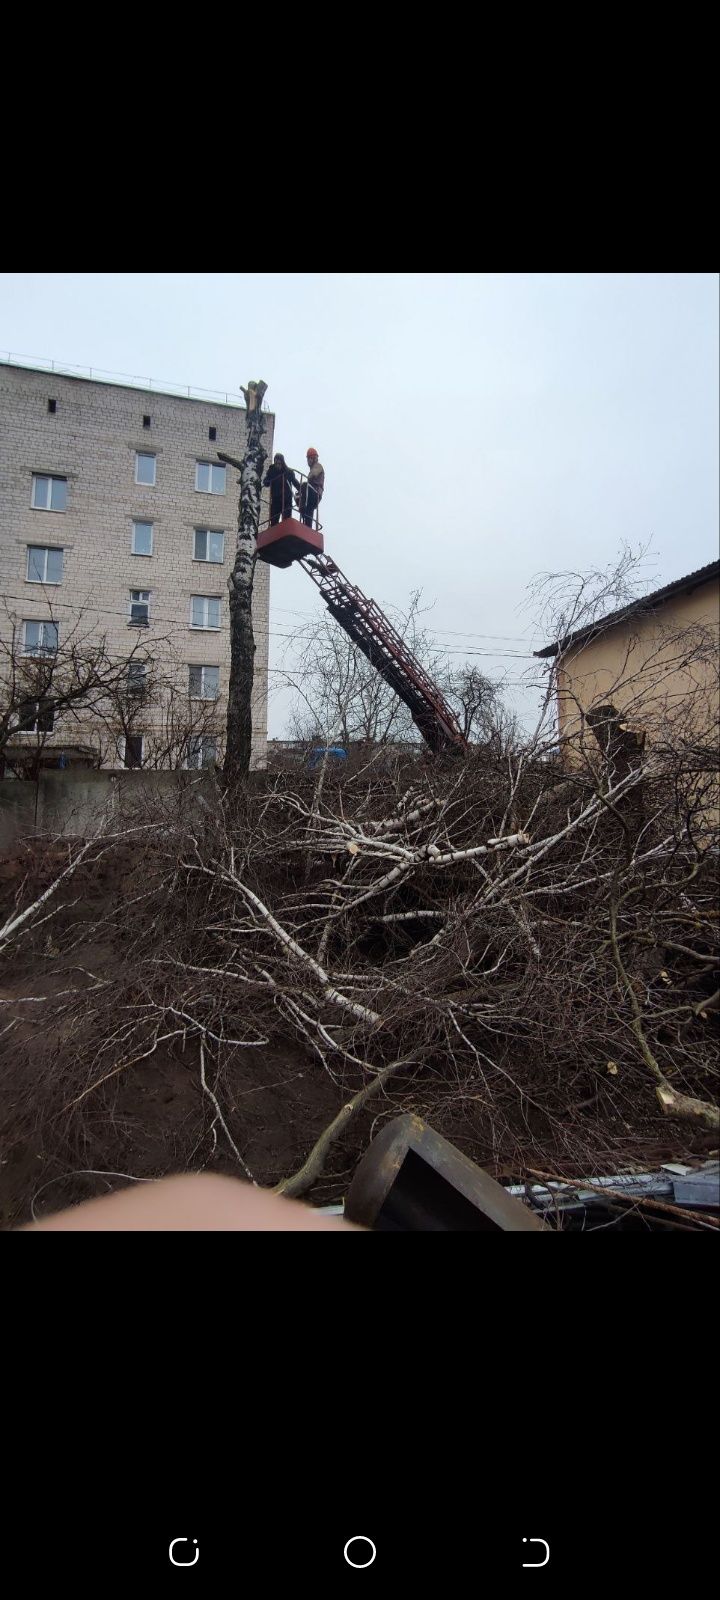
[{"x1": 0, "y1": 350, "x2": 264, "y2": 408}]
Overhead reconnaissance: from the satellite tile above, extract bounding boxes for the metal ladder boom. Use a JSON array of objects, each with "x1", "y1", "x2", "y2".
[{"x1": 299, "y1": 554, "x2": 467, "y2": 754}]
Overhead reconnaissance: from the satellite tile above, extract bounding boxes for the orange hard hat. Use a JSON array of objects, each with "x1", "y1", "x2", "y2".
[{"x1": 306, "y1": 447, "x2": 318, "y2": 459}]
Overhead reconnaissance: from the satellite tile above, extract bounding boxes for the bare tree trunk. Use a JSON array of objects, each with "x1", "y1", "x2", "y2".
[{"x1": 223, "y1": 381, "x2": 268, "y2": 783}]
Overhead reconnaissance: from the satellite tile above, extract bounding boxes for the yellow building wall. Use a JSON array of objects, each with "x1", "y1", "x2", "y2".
[{"x1": 556, "y1": 579, "x2": 719, "y2": 757}]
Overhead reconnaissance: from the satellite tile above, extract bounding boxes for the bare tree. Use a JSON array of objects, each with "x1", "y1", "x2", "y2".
[
  {"x1": 221, "y1": 380, "x2": 268, "y2": 784},
  {"x1": 439, "y1": 664, "x2": 519, "y2": 751},
  {"x1": 0, "y1": 601, "x2": 152, "y2": 777},
  {"x1": 0, "y1": 601, "x2": 227, "y2": 778},
  {"x1": 102, "y1": 653, "x2": 224, "y2": 771},
  {"x1": 281, "y1": 591, "x2": 512, "y2": 752}
]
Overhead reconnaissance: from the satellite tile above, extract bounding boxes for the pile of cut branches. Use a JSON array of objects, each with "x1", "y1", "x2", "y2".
[{"x1": 0, "y1": 733, "x2": 717, "y2": 1223}]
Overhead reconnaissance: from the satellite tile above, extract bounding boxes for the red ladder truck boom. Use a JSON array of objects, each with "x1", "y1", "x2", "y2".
[
  {"x1": 299, "y1": 554, "x2": 466, "y2": 754},
  {"x1": 256, "y1": 492, "x2": 467, "y2": 756}
]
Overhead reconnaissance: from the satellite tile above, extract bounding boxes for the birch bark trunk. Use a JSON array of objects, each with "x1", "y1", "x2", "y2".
[{"x1": 223, "y1": 381, "x2": 268, "y2": 782}]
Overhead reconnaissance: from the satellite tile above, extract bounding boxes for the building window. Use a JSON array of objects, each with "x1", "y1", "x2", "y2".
[
  {"x1": 194, "y1": 528, "x2": 224, "y2": 563},
  {"x1": 23, "y1": 620, "x2": 59, "y2": 657},
  {"x1": 48, "y1": 398, "x2": 57, "y2": 414},
  {"x1": 190, "y1": 595, "x2": 221, "y2": 630},
  {"x1": 27, "y1": 546, "x2": 64, "y2": 584},
  {"x1": 135, "y1": 452, "x2": 156, "y2": 486},
  {"x1": 189, "y1": 664, "x2": 219, "y2": 700},
  {"x1": 31, "y1": 474, "x2": 67, "y2": 512},
  {"x1": 195, "y1": 461, "x2": 225, "y2": 494},
  {"x1": 129, "y1": 590, "x2": 151, "y2": 626},
  {"x1": 187, "y1": 735, "x2": 217, "y2": 770},
  {"x1": 131, "y1": 520, "x2": 154, "y2": 556},
  {"x1": 208, "y1": 426, "x2": 217, "y2": 441},
  {"x1": 143, "y1": 415, "x2": 151, "y2": 429},
  {"x1": 127, "y1": 661, "x2": 148, "y2": 696},
  {"x1": 123, "y1": 734, "x2": 144, "y2": 768},
  {"x1": 17, "y1": 699, "x2": 55, "y2": 734}
]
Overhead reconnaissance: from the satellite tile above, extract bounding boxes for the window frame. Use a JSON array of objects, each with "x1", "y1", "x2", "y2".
[
  {"x1": 186, "y1": 734, "x2": 218, "y2": 770},
  {"x1": 122, "y1": 733, "x2": 145, "y2": 768},
  {"x1": 189, "y1": 595, "x2": 220, "y2": 630},
  {"x1": 135, "y1": 451, "x2": 157, "y2": 486},
  {"x1": 17, "y1": 698, "x2": 55, "y2": 735},
  {"x1": 31, "y1": 473, "x2": 67, "y2": 512},
  {"x1": 193, "y1": 528, "x2": 225, "y2": 564},
  {"x1": 129, "y1": 589, "x2": 151, "y2": 627},
  {"x1": 131, "y1": 520, "x2": 154, "y2": 557},
  {"x1": 126, "y1": 661, "x2": 148, "y2": 696},
  {"x1": 26, "y1": 545, "x2": 64, "y2": 584},
  {"x1": 23, "y1": 619, "x2": 59, "y2": 657},
  {"x1": 188, "y1": 664, "x2": 220, "y2": 701},
  {"x1": 190, "y1": 595, "x2": 222, "y2": 631},
  {"x1": 195, "y1": 461, "x2": 226, "y2": 495}
]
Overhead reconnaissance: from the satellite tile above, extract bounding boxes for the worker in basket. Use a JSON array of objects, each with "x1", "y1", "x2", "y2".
[
  {"x1": 297, "y1": 447, "x2": 325, "y2": 527},
  {"x1": 263, "y1": 454, "x2": 300, "y2": 525}
]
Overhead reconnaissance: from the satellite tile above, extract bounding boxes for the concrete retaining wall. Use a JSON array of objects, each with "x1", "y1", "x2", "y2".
[{"x1": 0, "y1": 769, "x2": 217, "y2": 848}]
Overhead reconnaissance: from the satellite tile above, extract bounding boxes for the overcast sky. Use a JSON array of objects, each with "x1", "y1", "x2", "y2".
[{"x1": 2, "y1": 273, "x2": 717, "y2": 736}]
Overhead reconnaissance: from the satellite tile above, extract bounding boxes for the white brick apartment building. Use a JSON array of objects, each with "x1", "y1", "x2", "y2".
[{"x1": 0, "y1": 361, "x2": 273, "y2": 771}]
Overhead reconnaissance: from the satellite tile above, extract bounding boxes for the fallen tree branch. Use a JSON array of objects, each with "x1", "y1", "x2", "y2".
[
  {"x1": 198, "y1": 1039, "x2": 255, "y2": 1182},
  {"x1": 220, "y1": 866, "x2": 382, "y2": 1026},
  {"x1": 62, "y1": 1027, "x2": 186, "y2": 1113},
  {"x1": 609, "y1": 896, "x2": 719, "y2": 1132},
  {"x1": 274, "y1": 1059, "x2": 410, "y2": 1199},
  {"x1": 0, "y1": 838, "x2": 96, "y2": 946}
]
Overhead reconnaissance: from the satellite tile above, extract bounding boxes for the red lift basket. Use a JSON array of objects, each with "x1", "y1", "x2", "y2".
[{"x1": 256, "y1": 517, "x2": 324, "y2": 569}]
